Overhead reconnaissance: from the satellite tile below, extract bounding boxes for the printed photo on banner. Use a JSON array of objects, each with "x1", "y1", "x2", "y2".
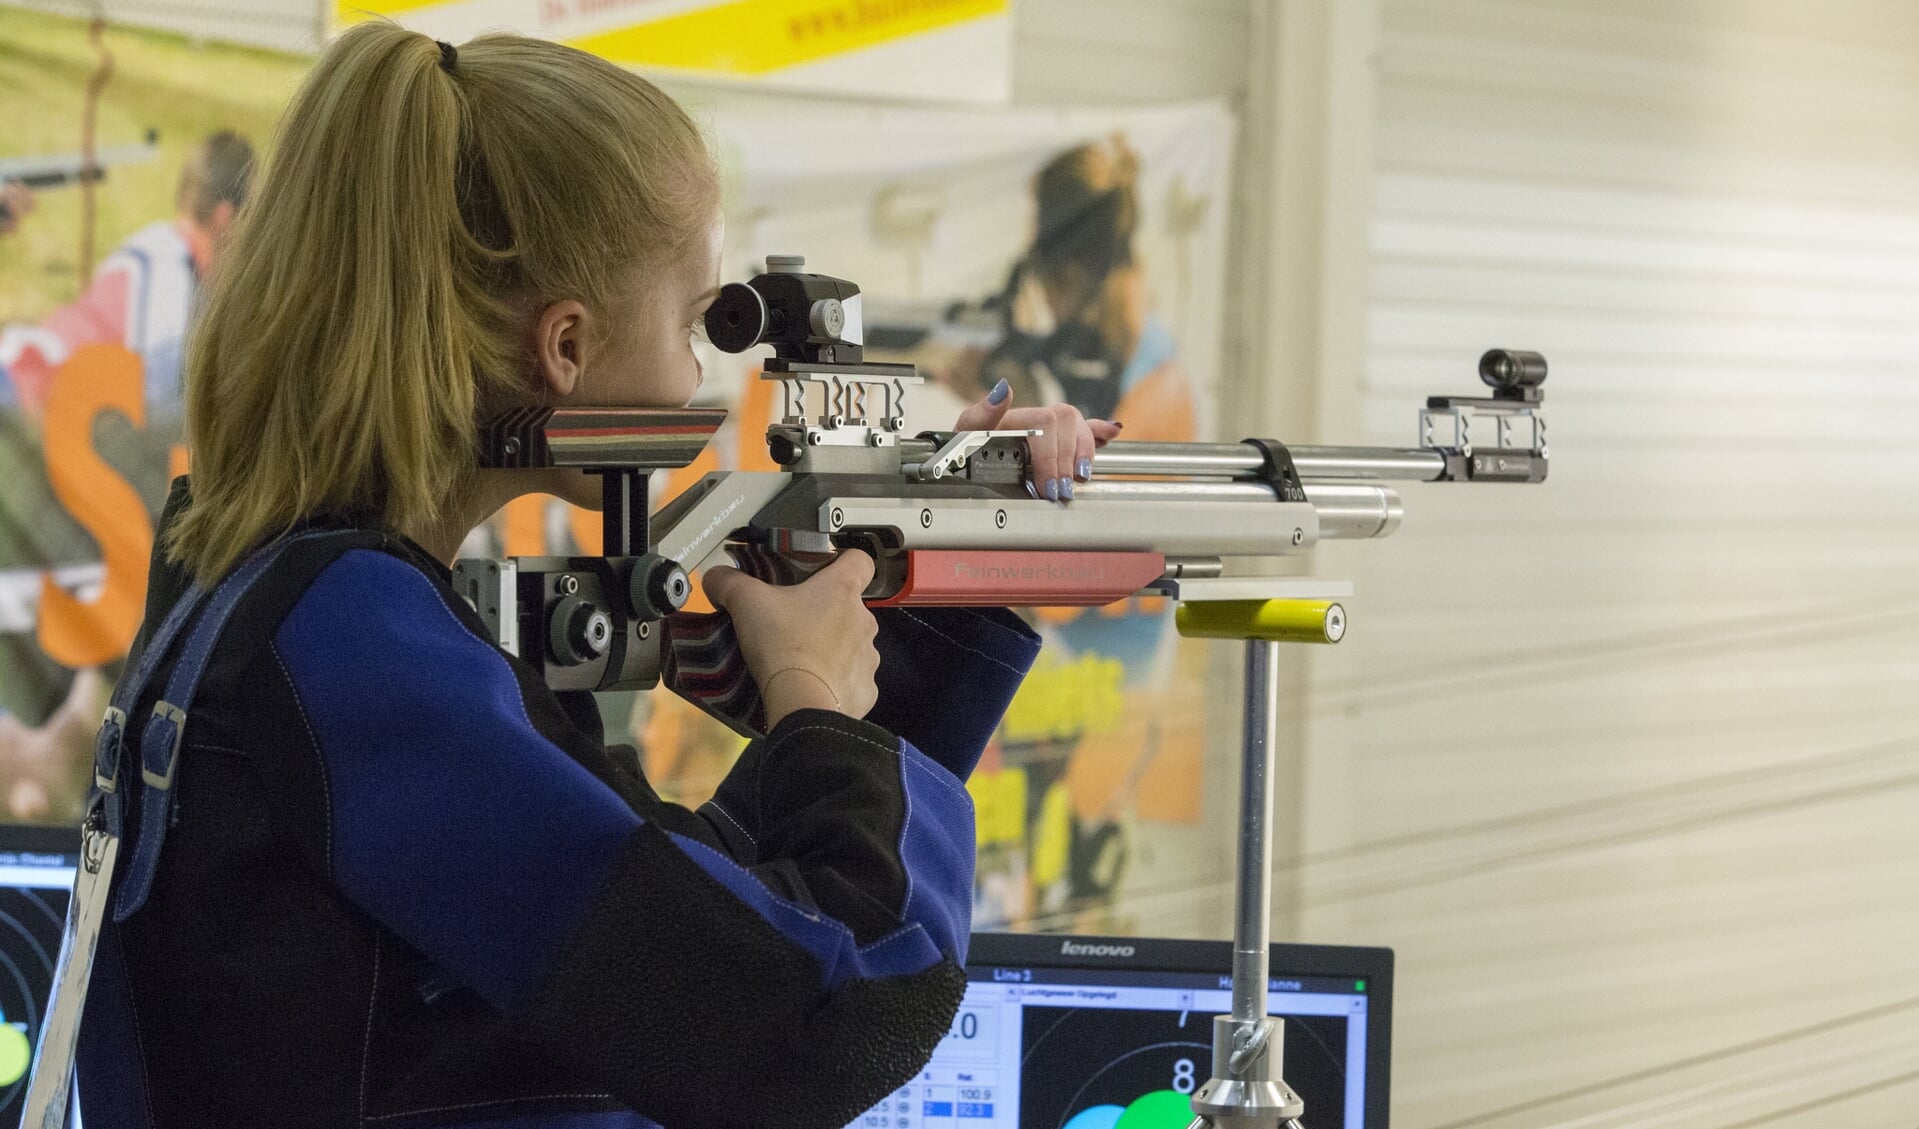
[{"x1": 0, "y1": 10, "x2": 299, "y2": 825}]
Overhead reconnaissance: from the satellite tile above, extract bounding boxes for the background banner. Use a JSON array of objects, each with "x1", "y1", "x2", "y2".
[
  {"x1": 340, "y1": 0, "x2": 1013, "y2": 102},
  {"x1": 0, "y1": 6, "x2": 1234, "y2": 933}
]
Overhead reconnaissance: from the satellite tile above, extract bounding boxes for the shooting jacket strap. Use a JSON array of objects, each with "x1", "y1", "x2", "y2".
[
  {"x1": 91, "y1": 574, "x2": 206, "y2": 840},
  {"x1": 109, "y1": 529, "x2": 360, "y2": 921},
  {"x1": 26, "y1": 529, "x2": 363, "y2": 1129}
]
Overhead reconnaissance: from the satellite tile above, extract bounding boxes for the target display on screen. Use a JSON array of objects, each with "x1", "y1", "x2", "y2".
[
  {"x1": 1019, "y1": 1005, "x2": 1350, "y2": 1129},
  {"x1": 844, "y1": 933, "x2": 1391, "y2": 1129}
]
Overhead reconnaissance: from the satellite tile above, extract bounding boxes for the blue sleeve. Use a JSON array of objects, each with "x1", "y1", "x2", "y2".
[
  {"x1": 273, "y1": 550, "x2": 969, "y2": 1126},
  {"x1": 867, "y1": 606, "x2": 1041, "y2": 780}
]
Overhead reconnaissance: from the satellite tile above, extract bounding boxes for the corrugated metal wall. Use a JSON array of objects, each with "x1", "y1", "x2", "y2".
[{"x1": 1302, "y1": 1, "x2": 1919, "y2": 1125}]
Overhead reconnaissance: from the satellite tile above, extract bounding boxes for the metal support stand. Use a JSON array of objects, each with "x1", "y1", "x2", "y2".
[
  {"x1": 1186, "y1": 640, "x2": 1307, "y2": 1129},
  {"x1": 1165, "y1": 578, "x2": 1347, "y2": 1129}
]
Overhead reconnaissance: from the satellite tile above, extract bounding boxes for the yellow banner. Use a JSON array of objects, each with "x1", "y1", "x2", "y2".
[
  {"x1": 336, "y1": 0, "x2": 443, "y2": 20},
  {"x1": 338, "y1": 0, "x2": 1010, "y2": 77},
  {"x1": 576, "y1": 0, "x2": 1006, "y2": 75}
]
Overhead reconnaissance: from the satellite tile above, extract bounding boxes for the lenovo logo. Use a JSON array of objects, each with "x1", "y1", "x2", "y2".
[{"x1": 1061, "y1": 941, "x2": 1136, "y2": 958}]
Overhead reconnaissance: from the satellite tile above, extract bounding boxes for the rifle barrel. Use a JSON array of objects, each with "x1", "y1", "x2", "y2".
[
  {"x1": 1090, "y1": 441, "x2": 1447, "y2": 483},
  {"x1": 1076, "y1": 480, "x2": 1402, "y2": 540}
]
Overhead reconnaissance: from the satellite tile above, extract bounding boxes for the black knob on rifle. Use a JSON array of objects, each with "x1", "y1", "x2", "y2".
[
  {"x1": 1479, "y1": 349, "x2": 1548, "y2": 393},
  {"x1": 767, "y1": 432, "x2": 802, "y2": 466},
  {"x1": 704, "y1": 282, "x2": 770, "y2": 354},
  {"x1": 548, "y1": 597, "x2": 612, "y2": 667},
  {"x1": 628, "y1": 554, "x2": 691, "y2": 622}
]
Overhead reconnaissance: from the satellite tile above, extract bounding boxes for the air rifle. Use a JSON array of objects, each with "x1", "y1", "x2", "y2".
[{"x1": 454, "y1": 253, "x2": 1547, "y2": 699}]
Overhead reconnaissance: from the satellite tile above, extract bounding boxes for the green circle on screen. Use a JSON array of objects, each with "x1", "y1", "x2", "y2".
[
  {"x1": 1115, "y1": 1089, "x2": 1193, "y2": 1129},
  {"x1": 0, "y1": 1024, "x2": 32, "y2": 1087}
]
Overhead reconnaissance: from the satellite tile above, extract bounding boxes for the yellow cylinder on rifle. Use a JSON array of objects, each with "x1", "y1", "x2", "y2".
[{"x1": 1175, "y1": 599, "x2": 1346, "y2": 644}]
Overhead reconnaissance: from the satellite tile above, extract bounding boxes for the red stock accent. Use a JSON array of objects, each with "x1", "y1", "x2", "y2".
[{"x1": 868, "y1": 550, "x2": 1167, "y2": 608}]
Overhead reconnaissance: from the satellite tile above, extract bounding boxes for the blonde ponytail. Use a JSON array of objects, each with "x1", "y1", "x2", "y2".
[{"x1": 170, "y1": 22, "x2": 717, "y2": 583}]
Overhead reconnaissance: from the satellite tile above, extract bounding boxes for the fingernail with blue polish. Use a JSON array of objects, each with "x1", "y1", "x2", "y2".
[
  {"x1": 987, "y1": 378, "x2": 1010, "y2": 406},
  {"x1": 1076, "y1": 457, "x2": 1092, "y2": 480},
  {"x1": 1026, "y1": 479, "x2": 1040, "y2": 500},
  {"x1": 1045, "y1": 478, "x2": 1060, "y2": 502},
  {"x1": 1060, "y1": 478, "x2": 1075, "y2": 501}
]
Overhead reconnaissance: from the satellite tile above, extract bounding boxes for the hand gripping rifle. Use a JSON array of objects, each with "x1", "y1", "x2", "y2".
[{"x1": 453, "y1": 255, "x2": 1548, "y2": 1129}]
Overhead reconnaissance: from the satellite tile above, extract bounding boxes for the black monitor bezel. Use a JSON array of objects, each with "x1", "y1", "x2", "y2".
[
  {"x1": 966, "y1": 932, "x2": 1392, "y2": 1129},
  {"x1": 0, "y1": 823, "x2": 82, "y2": 859}
]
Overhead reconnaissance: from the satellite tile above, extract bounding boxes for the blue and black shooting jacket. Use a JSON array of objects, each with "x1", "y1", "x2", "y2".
[{"x1": 77, "y1": 483, "x2": 1040, "y2": 1129}]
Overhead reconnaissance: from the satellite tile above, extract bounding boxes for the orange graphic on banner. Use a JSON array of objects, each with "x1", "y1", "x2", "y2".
[
  {"x1": 503, "y1": 494, "x2": 546, "y2": 557},
  {"x1": 38, "y1": 344, "x2": 152, "y2": 669},
  {"x1": 567, "y1": 501, "x2": 602, "y2": 557}
]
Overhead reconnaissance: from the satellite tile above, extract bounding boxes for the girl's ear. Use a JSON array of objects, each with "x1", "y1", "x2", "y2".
[{"x1": 533, "y1": 299, "x2": 589, "y2": 399}]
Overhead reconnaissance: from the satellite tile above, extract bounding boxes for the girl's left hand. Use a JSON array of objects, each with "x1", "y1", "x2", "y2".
[{"x1": 953, "y1": 378, "x2": 1122, "y2": 502}]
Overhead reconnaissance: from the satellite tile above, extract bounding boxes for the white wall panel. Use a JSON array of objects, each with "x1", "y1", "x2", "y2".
[{"x1": 1300, "y1": 1, "x2": 1919, "y2": 1126}]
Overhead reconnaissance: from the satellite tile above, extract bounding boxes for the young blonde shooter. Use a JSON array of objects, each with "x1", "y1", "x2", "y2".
[
  {"x1": 71, "y1": 21, "x2": 1130, "y2": 1129},
  {"x1": 171, "y1": 22, "x2": 718, "y2": 584}
]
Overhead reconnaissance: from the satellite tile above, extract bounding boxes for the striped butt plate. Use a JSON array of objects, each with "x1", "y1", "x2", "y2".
[{"x1": 478, "y1": 407, "x2": 728, "y2": 470}]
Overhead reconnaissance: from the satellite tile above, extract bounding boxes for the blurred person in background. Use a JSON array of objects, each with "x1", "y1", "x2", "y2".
[
  {"x1": 969, "y1": 135, "x2": 1197, "y2": 446},
  {"x1": 0, "y1": 130, "x2": 253, "y2": 416},
  {"x1": 0, "y1": 132, "x2": 252, "y2": 822},
  {"x1": 941, "y1": 136, "x2": 1203, "y2": 930}
]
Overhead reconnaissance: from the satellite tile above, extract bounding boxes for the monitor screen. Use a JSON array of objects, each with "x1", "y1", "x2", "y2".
[
  {"x1": 847, "y1": 933, "x2": 1393, "y2": 1129},
  {"x1": 0, "y1": 823, "x2": 78, "y2": 1124}
]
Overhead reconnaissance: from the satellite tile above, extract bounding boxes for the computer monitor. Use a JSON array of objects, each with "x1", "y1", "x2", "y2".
[
  {"x1": 847, "y1": 932, "x2": 1393, "y2": 1129},
  {"x1": 0, "y1": 823, "x2": 79, "y2": 1123}
]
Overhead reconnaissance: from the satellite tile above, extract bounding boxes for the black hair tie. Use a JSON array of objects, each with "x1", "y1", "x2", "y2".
[{"x1": 436, "y1": 40, "x2": 458, "y2": 72}]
